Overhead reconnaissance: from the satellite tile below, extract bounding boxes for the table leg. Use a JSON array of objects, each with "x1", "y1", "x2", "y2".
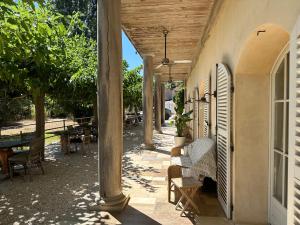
[{"x1": 0, "y1": 149, "x2": 13, "y2": 174}]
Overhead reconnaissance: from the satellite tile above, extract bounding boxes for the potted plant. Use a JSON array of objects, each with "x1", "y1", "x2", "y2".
[{"x1": 173, "y1": 88, "x2": 193, "y2": 146}]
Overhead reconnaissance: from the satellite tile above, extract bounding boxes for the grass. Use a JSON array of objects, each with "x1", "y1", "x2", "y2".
[
  {"x1": 45, "y1": 132, "x2": 60, "y2": 145},
  {"x1": 0, "y1": 132, "x2": 60, "y2": 146}
]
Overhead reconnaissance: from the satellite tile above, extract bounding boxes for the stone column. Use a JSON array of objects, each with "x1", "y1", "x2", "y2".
[
  {"x1": 161, "y1": 84, "x2": 165, "y2": 125},
  {"x1": 154, "y1": 75, "x2": 162, "y2": 132},
  {"x1": 143, "y1": 55, "x2": 154, "y2": 149},
  {"x1": 97, "y1": 0, "x2": 129, "y2": 211}
]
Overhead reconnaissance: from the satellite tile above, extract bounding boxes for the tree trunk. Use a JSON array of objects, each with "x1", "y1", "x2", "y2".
[{"x1": 33, "y1": 90, "x2": 45, "y2": 160}]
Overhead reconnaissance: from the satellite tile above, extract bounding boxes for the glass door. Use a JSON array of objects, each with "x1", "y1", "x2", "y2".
[{"x1": 269, "y1": 52, "x2": 289, "y2": 225}]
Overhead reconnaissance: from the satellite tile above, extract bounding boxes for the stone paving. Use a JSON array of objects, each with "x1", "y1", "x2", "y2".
[
  {"x1": 100, "y1": 126, "x2": 230, "y2": 225},
  {"x1": 0, "y1": 124, "x2": 232, "y2": 225}
]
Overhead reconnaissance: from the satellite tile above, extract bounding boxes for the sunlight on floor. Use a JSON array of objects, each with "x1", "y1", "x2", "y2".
[{"x1": 0, "y1": 125, "x2": 230, "y2": 225}]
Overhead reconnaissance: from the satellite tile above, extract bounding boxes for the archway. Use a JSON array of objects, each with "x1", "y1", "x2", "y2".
[{"x1": 233, "y1": 24, "x2": 289, "y2": 224}]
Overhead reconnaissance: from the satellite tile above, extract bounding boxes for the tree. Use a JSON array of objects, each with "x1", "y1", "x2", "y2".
[
  {"x1": 47, "y1": 34, "x2": 97, "y2": 121},
  {"x1": 0, "y1": 1, "x2": 82, "y2": 158},
  {"x1": 50, "y1": 0, "x2": 97, "y2": 40},
  {"x1": 123, "y1": 63, "x2": 143, "y2": 116}
]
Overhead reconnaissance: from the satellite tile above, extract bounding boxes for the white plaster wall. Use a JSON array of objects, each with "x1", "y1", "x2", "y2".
[{"x1": 186, "y1": 0, "x2": 300, "y2": 224}]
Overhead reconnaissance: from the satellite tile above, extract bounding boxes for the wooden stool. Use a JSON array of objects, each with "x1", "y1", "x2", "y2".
[{"x1": 171, "y1": 177, "x2": 202, "y2": 216}]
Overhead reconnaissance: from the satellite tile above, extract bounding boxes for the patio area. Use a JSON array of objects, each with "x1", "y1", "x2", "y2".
[{"x1": 0, "y1": 125, "x2": 229, "y2": 225}]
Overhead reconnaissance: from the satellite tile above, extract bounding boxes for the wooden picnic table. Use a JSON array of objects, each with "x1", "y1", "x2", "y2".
[{"x1": 0, "y1": 138, "x2": 32, "y2": 174}]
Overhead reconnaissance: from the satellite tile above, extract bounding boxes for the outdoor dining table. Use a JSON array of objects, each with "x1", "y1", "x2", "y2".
[{"x1": 0, "y1": 138, "x2": 32, "y2": 174}]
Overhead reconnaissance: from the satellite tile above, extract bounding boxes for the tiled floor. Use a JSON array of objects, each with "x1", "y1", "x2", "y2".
[{"x1": 99, "y1": 126, "x2": 231, "y2": 225}]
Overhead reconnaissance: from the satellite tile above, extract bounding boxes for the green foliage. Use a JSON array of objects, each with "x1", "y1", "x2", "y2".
[
  {"x1": 123, "y1": 63, "x2": 143, "y2": 113},
  {"x1": 66, "y1": 35, "x2": 97, "y2": 100},
  {"x1": 0, "y1": 1, "x2": 97, "y2": 119},
  {"x1": 46, "y1": 34, "x2": 97, "y2": 117},
  {"x1": 44, "y1": 96, "x2": 67, "y2": 118},
  {"x1": 50, "y1": 0, "x2": 97, "y2": 39},
  {"x1": 175, "y1": 110, "x2": 193, "y2": 137},
  {"x1": 0, "y1": 96, "x2": 32, "y2": 125},
  {"x1": 173, "y1": 88, "x2": 185, "y2": 115},
  {"x1": 0, "y1": 1, "x2": 69, "y2": 93},
  {"x1": 0, "y1": 80, "x2": 33, "y2": 125},
  {"x1": 173, "y1": 88, "x2": 193, "y2": 137}
]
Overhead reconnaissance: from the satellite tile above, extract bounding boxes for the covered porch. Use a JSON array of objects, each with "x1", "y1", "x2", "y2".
[{"x1": 97, "y1": 0, "x2": 223, "y2": 216}]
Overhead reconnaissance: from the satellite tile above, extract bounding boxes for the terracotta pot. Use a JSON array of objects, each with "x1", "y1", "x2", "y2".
[{"x1": 174, "y1": 136, "x2": 186, "y2": 147}]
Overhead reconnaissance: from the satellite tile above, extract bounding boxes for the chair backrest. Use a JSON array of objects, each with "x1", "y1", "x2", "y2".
[
  {"x1": 29, "y1": 137, "x2": 44, "y2": 161},
  {"x1": 84, "y1": 128, "x2": 91, "y2": 136},
  {"x1": 168, "y1": 165, "x2": 182, "y2": 183},
  {"x1": 67, "y1": 125, "x2": 74, "y2": 131}
]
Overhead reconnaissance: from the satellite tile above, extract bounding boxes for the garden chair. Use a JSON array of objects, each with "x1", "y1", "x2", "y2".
[
  {"x1": 8, "y1": 137, "x2": 45, "y2": 181},
  {"x1": 81, "y1": 128, "x2": 92, "y2": 155},
  {"x1": 67, "y1": 125, "x2": 82, "y2": 152},
  {"x1": 60, "y1": 133, "x2": 70, "y2": 154},
  {"x1": 168, "y1": 164, "x2": 182, "y2": 203}
]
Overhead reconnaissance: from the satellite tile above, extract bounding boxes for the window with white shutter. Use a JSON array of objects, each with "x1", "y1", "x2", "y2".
[
  {"x1": 288, "y1": 16, "x2": 300, "y2": 225},
  {"x1": 216, "y1": 63, "x2": 232, "y2": 219}
]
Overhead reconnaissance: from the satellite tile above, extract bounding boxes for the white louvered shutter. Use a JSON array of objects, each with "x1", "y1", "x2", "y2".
[
  {"x1": 288, "y1": 16, "x2": 300, "y2": 225},
  {"x1": 216, "y1": 63, "x2": 232, "y2": 219},
  {"x1": 193, "y1": 88, "x2": 199, "y2": 139},
  {"x1": 203, "y1": 78, "x2": 210, "y2": 137}
]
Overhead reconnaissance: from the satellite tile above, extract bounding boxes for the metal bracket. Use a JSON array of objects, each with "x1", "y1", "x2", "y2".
[{"x1": 231, "y1": 86, "x2": 234, "y2": 93}]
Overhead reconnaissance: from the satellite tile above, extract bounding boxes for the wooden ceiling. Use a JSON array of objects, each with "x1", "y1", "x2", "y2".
[{"x1": 121, "y1": 0, "x2": 217, "y2": 82}]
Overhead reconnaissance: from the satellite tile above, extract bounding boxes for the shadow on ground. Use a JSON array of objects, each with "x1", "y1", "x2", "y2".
[{"x1": 0, "y1": 124, "x2": 170, "y2": 224}]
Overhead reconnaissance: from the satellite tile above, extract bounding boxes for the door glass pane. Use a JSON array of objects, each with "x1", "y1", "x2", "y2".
[
  {"x1": 273, "y1": 152, "x2": 283, "y2": 203},
  {"x1": 285, "y1": 102, "x2": 289, "y2": 154},
  {"x1": 284, "y1": 157, "x2": 288, "y2": 208},
  {"x1": 286, "y1": 53, "x2": 290, "y2": 99},
  {"x1": 275, "y1": 60, "x2": 285, "y2": 100},
  {"x1": 274, "y1": 102, "x2": 284, "y2": 151}
]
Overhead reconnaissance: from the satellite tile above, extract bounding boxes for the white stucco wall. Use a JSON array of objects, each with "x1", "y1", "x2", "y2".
[{"x1": 186, "y1": 0, "x2": 300, "y2": 224}]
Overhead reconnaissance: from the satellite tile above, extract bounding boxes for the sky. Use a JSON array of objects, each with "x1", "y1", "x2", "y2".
[{"x1": 122, "y1": 32, "x2": 142, "y2": 70}]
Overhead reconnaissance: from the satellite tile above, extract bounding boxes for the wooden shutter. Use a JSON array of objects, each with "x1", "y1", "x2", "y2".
[
  {"x1": 203, "y1": 78, "x2": 211, "y2": 137},
  {"x1": 216, "y1": 63, "x2": 232, "y2": 219},
  {"x1": 288, "y1": 16, "x2": 300, "y2": 225}
]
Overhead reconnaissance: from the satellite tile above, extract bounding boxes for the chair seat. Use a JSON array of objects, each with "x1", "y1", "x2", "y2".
[
  {"x1": 9, "y1": 152, "x2": 29, "y2": 162},
  {"x1": 171, "y1": 156, "x2": 192, "y2": 168},
  {"x1": 171, "y1": 177, "x2": 202, "y2": 189}
]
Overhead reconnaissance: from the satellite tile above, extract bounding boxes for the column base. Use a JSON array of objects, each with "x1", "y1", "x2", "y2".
[
  {"x1": 89, "y1": 194, "x2": 130, "y2": 212},
  {"x1": 154, "y1": 129, "x2": 163, "y2": 134},
  {"x1": 141, "y1": 143, "x2": 155, "y2": 150}
]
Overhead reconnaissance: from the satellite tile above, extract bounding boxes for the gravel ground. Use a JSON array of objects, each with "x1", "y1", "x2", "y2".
[
  {"x1": 0, "y1": 142, "x2": 100, "y2": 225},
  {"x1": 0, "y1": 123, "x2": 152, "y2": 225}
]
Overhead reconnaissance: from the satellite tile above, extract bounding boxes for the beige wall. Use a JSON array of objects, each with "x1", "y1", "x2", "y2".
[{"x1": 186, "y1": 0, "x2": 299, "y2": 224}]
